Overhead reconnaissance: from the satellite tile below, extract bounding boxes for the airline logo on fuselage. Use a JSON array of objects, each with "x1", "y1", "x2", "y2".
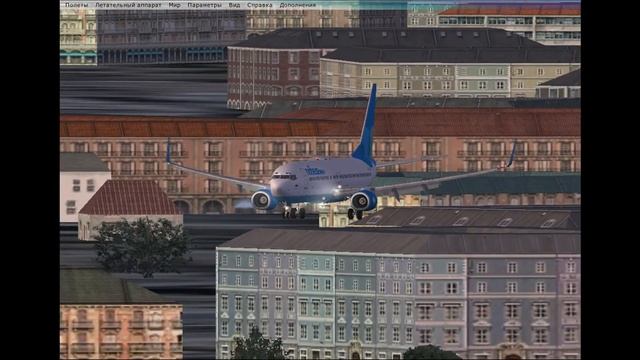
[{"x1": 305, "y1": 167, "x2": 326, "y2": 176}]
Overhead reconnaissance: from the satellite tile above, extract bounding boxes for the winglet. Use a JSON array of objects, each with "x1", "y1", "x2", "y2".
[
  {"x1": 166, "y1": 138, "x2": 172, "y2": 163},
  {"x1": 506, "y1": 141, "x2": 517, "y2": 168}
]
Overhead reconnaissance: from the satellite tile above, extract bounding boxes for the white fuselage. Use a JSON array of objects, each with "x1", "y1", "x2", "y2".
[{"x1": 269, "y1": 157, "x2": 376, "y2": 203}]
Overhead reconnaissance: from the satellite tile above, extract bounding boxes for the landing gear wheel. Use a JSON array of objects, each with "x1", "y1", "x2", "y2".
[
  {"x1": 356, "y1": 210, "x2": 364, "y2": 220},
  {"x1": 290, "y1": 208, "x2": 297, "y2": 219},
  {"x1": 347, "y1": 208, "x2": 355, "y2": 220},
  {"x1": 299, "y1": 208, "x2": 306, "y2": 219},
  {"x1": 282, "y1": 209, "x2": 287, "y2": 218}
]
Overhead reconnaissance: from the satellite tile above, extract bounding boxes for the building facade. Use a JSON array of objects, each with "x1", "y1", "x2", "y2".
[
  {"x1": 408, "y1": 2, "x2": 581, "y2": 46},
  {"x1": 60, "y1": 268, "x2": 183, "y2": 359},
  {"x1": 96, "y1": 10, "x2": 245, "y2": 64},
  {"x1": 228, "y1": 28, "x2": 577, "y2": 109},
  {"x1": 60, "y1": 153, "x2": 111, "y2": 223},
  {"x1": 60, "y1": 9, "x2": 97, "y2": 65},
  {"x1": 247, "y1": 9, "x2": 360, "y2": 36},
  {"x1": 320, "y1": 48, "x2": 580, "y2": 98},
  {"x1": 60, "y1": 110, "x2": 580, "y2": 214},
  {"x1": 216, "y1": 228, "x2": 580, "y2": 359}
]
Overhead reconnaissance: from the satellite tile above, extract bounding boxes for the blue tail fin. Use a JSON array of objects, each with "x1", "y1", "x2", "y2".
[{"x1": 351, "y1": 84, "x2": 377, "y2": 167}]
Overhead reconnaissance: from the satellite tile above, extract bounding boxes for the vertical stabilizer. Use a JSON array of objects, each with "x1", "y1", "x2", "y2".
[{"x1": 351, "y1": 84, "x2": 377, "y2": 167}]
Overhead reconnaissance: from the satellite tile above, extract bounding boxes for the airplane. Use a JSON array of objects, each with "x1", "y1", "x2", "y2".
[{"x1": 166, "y1": 84, "x2": 516, "y2": 220}]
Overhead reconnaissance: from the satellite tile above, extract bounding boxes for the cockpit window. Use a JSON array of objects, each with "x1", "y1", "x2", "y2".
[{"x1": 272, "y1": 174, "x2": 297, "y2": 180}]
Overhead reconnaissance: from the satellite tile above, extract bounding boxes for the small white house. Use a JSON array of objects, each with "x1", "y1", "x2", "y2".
[
  {"x1": 78, "y1": 180, "x2": 183, "y2": 240},
  {"x1": 60, "y1": 152, "x2": 111, "y2": 223}
]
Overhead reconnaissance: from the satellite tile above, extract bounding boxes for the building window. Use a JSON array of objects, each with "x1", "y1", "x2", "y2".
[
  {"x1": 423, "y1": 81, "x2": 432, "y2": 90},
  {"x1": 66, "y1": 200, "x2": 76, "y2": 215},
  {"x1": 221, "y1": 320, "x2": 228, "y2": 336},
  {"x1": 247, "y1": 296, "x2": 255, "y2": 312},
  {"x1": 475, "y1": 304, "x2": 489, "y2": 319},
  {"x1": 564, "y1": 302, "x2": 578, "y2": 317},
  {"x1": 339, "y1": 259, "x2": 345, "y2": 270},
  {"x1": 352, "y1": 301, "x2": 359, "y2": 317},
  {"x1": 534, "y1": 329, "x2": 548, "y2": 344},
  {"x1": 406, "y1": 282, "x2": 413, "y2": 295},
  {"x1": 72, "y1": 179, "x2": 81, "y2": 192},
  {"x1": 477, "y1": 262, "x2": 487, "y2": 273},
  {"x1": 565, "y1": 282, "x2": 578, "y2": 294},
  {"x1": 447, "y1": 263, "x2": 457, "y2": 273},
  {"x1": 477, "y1": 282, "x2": 487, "y2": 293},
  {"x1": 537, "y1": 68, "x2": 544, "y2": 76},
  {"x1": 378, "y1": 326, "x2": 386, "y2": 342},
  {"x1": 236, "y1": 275, "x2": 241, "y2": 286},
  {"x1": 496, "y1": 81, "x2": 505, "y2": 89},
  {"x1": 393, "y1": 282, "x2": 400, "y2": 294},
  {"x1": 221, "y1": 295, "x2": 228, "y2": 310},
  {"x1": 384, "y1": 68, "x2": 390, "y2": 75},
  {"x1": 446, "y1": 282, "x2": 458, "y2": 294},
  {"x1": 392, "y1": 327, "x2": 400, "y2": 343},
  {"x1": 533, "y1": 303, "x2": 548, "y2": 318},
  {"x1": 421, "y1": 263, "x2": 430, "y2": 273},
  {"x1": 288, "y1": 52, "x2": 299, "y2": 64},
  {"x1": 507, "y1": 282, "x2": 517, "y2": 293},
  {"x1": 288, "y1": 277, "x2": 294, "y2": 289},
  {"x1": 475, "y1": 329, "x2": 489, "y2": 344},
  {"x1": 445, "y1": 305, "x2": 460, "y2": 320},
  {"x1": 379, "y1": 301, "x2": 386, "y2": 316},
  {"x1": 445, "y1": 329, "x2": 459, "y2": 344},
  {"x1": 507, "y1": 262, "x2": 518, "y2": 273},
  {"x1": 566, "y1": 261, "x2": 576, "y2": 273},
  {"x1": 364, "y1": 68, "x2": 372, "y2": 75},
  {"x1": 564, "y1": 327, "x2": 578, "y2": 343},
  {"x1": 419, "y1": 329, "x2": 432, "y2": 344},
  {"x1": 262, "y1": 296, "x2": 268, "y2": 312},
  {"x1": 353, "y1": 260, "x2": 359, "y2": 272},
  {"x1": 536, "y1": 282, "x2": 546, "y2": 293},
  {"x1": 352, "y1": 326, "x2": 359, "y2": 340},
  {"x1": 406, "y1": 302, "x2": 413, "y2": 317},
  {"x1": 459, "y1": 81, "x2": 468, "y2": 90},
  {"x1": 418, "y1": 304, "x2": 432, "y2": 320},
  {"x1": 419, "y1": 282, "x2": 431, "y2": 294},
  {"x1": 506, "y1": 328, "x2": 519, "y2": 342},
  {"x1": 379, "y1": 281, "x2": 385, "y2": 293},
  {"x1": 338, "y1": 326, "x2": 345, "y2": 341},
  {"x1": 536, "y1": 261, "x2": 546, "y2": 273},
  {"x1": 478, "y1": 81, "x2": 487, "y2": 89},
  {"x1": 402, "y1": 81, "x2": 412, "y2": 90},
  {"x1": 300, "y1": 324, "x2": 307, "y2": 339},
  {"x1": 506, "y1": 304, "x2": 520, "y2": 319}
]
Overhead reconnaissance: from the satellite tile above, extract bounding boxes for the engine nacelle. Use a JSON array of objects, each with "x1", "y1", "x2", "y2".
[
  {"x1": 251, "y1": 189, "x2": 278, "y2": 210},
  {"x1": 351, "y1": 189, "x2": 377, "y2": 211}
]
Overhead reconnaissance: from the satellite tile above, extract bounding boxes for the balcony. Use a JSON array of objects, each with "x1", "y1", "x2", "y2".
[
  {"x1": 129, "y1": 343, "x2": 165, "y2": 354},
  {"x1": 240, "y1": 170, "x2": 272, "y2": 177},
  {"x1": 129, "y1": 320, "x2": 146, "y2": 330},
  {"x1": 172, "y1": 320, "x2": 183, "y2": 329},
  {"x1": 171, "y1": 342, "x2": 183, "y2": 353},
  {"x1": 109, "y1": 151, "x2": 188, "y2": 158},
  {"x1": 239, "y1": 150, "x2": 311, "y2": 158},
  {"x1": 101, "y1": 321, "x2": 121, "y2": 330},
  {"x1": 205, "y1": 150, "x2": 224, "y2": 157},
  {"x1": 71, "y1": 343, "x2": 95, "y2": 354},
  {"x1": 72, "y1": 320, "x2": 94, "y2": 330},
  {"x1": 148, "y1": 320, "x2": 165, "y2": 330},
  {"x1": 373, "y1": 150, "x2": 406, "y2": 158},
  {"x1": 100, "y1": 343, "x2": 123, "y2": 353}
]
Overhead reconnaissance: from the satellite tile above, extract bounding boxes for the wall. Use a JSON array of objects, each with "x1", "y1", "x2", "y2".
[{"x1": 60, "y1": 171, "x2": 111, "y2": 223}]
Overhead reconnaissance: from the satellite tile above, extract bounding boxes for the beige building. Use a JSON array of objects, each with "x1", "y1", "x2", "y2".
[
  {"x1": 321, "y1": 47, "x2": 580, "y2": 98},
  {"x1": 60, "y1": 108, "x2": 579, "y2": 214},
  {"x1": 60, "y1": 153, "x2": 111, "y2": 223},
  {"x1": 60, "y1": 9, "x2": 97, "y2": 65},
  {"x1": 78, "y1": 180, "x2": 183, "y2": 240},
  {"x1": 60, "y1": 268, "x2": 183, "y2": 359},
  {"x1": 247, "y1": 9, "x2": 359, "y2": 36},
  {"x1": 408, "y1": 2, "x2": 581, "y2": 46}
]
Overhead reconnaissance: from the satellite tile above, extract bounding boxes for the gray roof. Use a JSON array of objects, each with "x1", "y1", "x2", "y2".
[
  {"x1": 352, "y1": 206, "x2": 580, "y2": 230},
  {"x1": 240, "y1": 97, "x2": 580, "y2": 118},
  {"x1": 540, "y1": 68, "x2": 581, "y2": 86},
  {"x1": 233, "y1": 27, "x2": 544, "y2": 49},
  {"x1": 323, "y1": 46, "x2": 581, "y2": 63},
  {"x1": 220, "y1": 228, "x2": 580, "y2": 255},
  {"x1": 60, "y1": 152, "x2": 110, "y2": 172},
  {"x1": 60, "y1": 268, "x2": 173, "y2": 304}
]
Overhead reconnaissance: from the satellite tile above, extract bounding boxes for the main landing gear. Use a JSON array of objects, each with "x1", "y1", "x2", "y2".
[
  {"x1": 282, "y1": 206, "x2": 306, "y2": 219},
  {"x1": 347, "y1": 208, "x2": 364, "y2": 220}
]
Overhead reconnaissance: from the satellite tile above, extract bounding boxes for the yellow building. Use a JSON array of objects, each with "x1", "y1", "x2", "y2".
[{"x1": 60, "y1": 9, "x2": 97, "y2": 65}]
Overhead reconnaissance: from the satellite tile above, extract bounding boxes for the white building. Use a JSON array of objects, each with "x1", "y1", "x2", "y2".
[{"x1": 60, "y1": 152, "x2": 111, "y2": 223}]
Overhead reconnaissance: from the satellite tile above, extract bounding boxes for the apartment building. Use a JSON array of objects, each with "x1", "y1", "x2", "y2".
[
  {"x1": 60, "y1": 152, "x2": 111, "y2": 223},
  {"x1": 247, "y1": 9, "x2": 360, "y2": 36},
  {"x1": 227, "y1": 27, "x2": 544, "y2": 109},
  {"x1": 408, "y1": 2, "x2": 581, "y2": 46},
  {"x1": 60, "y1": 108, "x2": 579, "y2": 214},
  {"x1": 321, "y1": 45, "x2": 580, "y2": 98},
  {"x1": 60, "y1": 9, "x2": 97, "y2": 65},
  {"x1": 60, "y1": 268, "x2": 183, "y2": 359},
  {"x1": 216, "y1": 227, "x2": 580, "y2": 359},
  {"x1": 95, "y1": 10, "x2": 245, "y2": 64},
  {"x1": 536, "y1": 69, "x2": 580, "y2": 99}
]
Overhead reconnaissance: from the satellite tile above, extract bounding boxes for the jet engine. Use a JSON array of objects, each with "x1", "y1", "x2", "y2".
[
  {"x1": 251, "y1": 189, "x2": 278, "y2": 210},
  {"x1": 351, "y1": 189, "x2": 377, "y2": 211}
]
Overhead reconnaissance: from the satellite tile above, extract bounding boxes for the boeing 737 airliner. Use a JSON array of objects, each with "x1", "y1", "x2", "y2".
[{"x1": 167, "y1": 84, "x2": 515, "y2": 220}]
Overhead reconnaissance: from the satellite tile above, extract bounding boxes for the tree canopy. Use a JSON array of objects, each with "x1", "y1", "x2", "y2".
[
  {"x1": 94, "y1": 217, "x2": 190, "y2": 278},
  {"x1": 403, "y1": 345, "x2": 462, "y2": 360},
  {"x1": 232, "y1": 327, "x2": 286, "y2": 360}
]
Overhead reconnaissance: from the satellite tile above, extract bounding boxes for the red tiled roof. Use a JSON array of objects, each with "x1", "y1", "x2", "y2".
[
  {"x1": 61, "y1": 108, "x2": 580, "y2": 138},
  {"x1": 439, "y1": 4, "x2": 580, "y2": 16},
  {"x1": 79, "y1": 180, "x2": 179, "y2": 215}
]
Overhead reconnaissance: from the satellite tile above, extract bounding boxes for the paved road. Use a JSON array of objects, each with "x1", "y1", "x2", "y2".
[
  {"x1": 60, "y1": 65, "x2": 245, "y2": 117},
  {"x1": 60, "y1": 214, "x2": 319, "y2": 360}
]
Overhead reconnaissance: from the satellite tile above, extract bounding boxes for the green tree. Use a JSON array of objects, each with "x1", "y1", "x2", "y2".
[
  {"x1": 94, "y1": 218, "x2": 190, "y2": 278},
  {"x1": 403, "y1": 345, "x2": 461, "y2": 360},
  {"x1": 232, "y1": 327, "x2": 285, "y2": 360}
]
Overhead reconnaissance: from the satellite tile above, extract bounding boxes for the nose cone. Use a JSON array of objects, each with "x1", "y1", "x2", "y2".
[{"x1": 271, "y1": 180, "x2": 284, "y2": 196}]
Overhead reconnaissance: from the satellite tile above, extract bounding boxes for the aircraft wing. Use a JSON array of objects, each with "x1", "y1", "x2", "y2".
[{"x1": 165, "y1": 140, "x2": 265, "y2": 190}]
